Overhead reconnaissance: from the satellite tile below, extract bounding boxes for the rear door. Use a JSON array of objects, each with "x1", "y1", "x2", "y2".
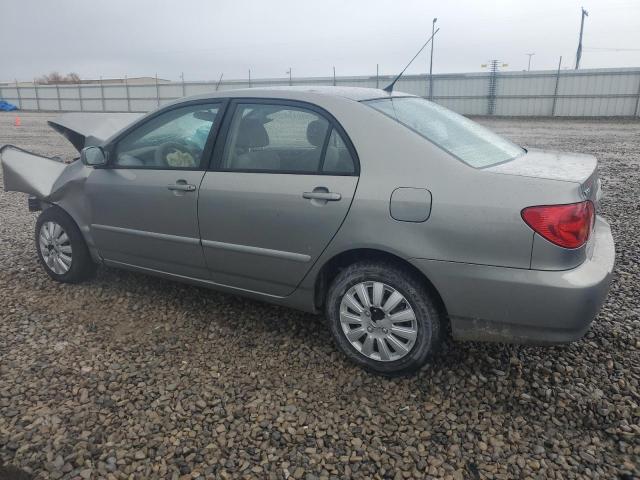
[
  {"x1": 198, "y1": 100, "x2": 359, "y2": 296},
  {"x1": 86, "y1": 101, "x2": 224, "y2": 278}
]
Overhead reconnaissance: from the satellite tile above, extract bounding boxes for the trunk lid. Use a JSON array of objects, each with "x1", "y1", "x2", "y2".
[{"x1": 486, "y1": 148, "x2": 600, "y2": 206}]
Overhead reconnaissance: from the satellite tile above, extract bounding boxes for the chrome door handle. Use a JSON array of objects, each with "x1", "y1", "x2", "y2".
[
  {"x1": 167, "y1": 183, "x2": 196, "y2": 192},
  {"x1": 303, "y1": 191, "x2": 341, "y2": 201}
]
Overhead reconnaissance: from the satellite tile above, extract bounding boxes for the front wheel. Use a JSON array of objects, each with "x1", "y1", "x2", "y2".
[
  {"x1": 325, "y1": 261, "x2": 442, "y2": 375},
  {"x1": 35, "y1": 206, "x2": 97, "y2": 283}
]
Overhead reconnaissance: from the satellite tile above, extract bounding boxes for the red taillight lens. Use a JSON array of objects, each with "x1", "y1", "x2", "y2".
[{"x1": 521, "y1": 201, "x2": 595, "y2": 249}]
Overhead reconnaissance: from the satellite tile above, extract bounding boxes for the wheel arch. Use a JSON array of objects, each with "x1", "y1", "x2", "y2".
[
  {"x1": 42, "y1": 201, "x2": 102, "y2": 264},
  {"x1": 314, "y1": 248, "x2": 449, "y2": 322}
]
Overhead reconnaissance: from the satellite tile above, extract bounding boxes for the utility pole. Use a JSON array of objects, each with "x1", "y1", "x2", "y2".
[
  {"x1": 487, "y1": 60, "x2": 500, "y2": 115},
  {"x1": 286, "y1": 68, "x2": 292, "y2": 86},
  {"x1": 575, "y1": 7, "x2": 588, "y2": 69},
  {"x1": 526, "y1": 53, "x2": 535, "y2": 71},
  {"x1": 429, "y1": 17, "x2": 437, "y2": 100}
]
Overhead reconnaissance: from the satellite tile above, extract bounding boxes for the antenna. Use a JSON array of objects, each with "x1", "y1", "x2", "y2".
[
  {"x1": 383, "y1": 27, "x2": 440, "y2": 93},
  {"x1": 215, "y1": 73, "x2": 224, "y2": 91}
]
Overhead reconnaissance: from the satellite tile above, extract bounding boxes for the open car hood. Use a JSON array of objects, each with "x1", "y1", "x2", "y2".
[
  {"x1": 2, "y1": 112, "x2": 140, "y2": 200},
  {"x1": 48, "y1": 112, "x2": 143, "y2": 152}
]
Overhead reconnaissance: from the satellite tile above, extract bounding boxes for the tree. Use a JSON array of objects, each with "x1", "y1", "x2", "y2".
[{"x1": 36, "y1": 72, "x2": 82, "y2": 84}]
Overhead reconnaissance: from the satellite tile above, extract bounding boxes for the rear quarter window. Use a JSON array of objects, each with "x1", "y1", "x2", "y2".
[{"x1": 364, "y1": 97, "x2": 524, "y2": 168}]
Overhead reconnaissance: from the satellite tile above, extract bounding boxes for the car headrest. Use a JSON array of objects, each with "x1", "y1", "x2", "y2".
[
  {"x1": 236, "y1": 118, "x2": 269, "y2": 148},
  {"x1": 306, "y1": 119, "x2": 328, "y2": 147}
]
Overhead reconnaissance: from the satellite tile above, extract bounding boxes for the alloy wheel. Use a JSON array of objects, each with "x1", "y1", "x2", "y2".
[
  {"x1": 339, "y1": 281, "x2": 418, "y2": 362},
  {"x1": 39, "y1": 221, "x2": 73, "y2": 275}
]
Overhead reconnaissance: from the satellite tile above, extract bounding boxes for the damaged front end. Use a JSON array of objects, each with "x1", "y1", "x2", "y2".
[
  {"x1": 0, "y1": 146, "x2": 73, "y2": 203},
  {"x1": 0, "y1": 144, "x2": 93, "y2": 228},
  {"x1": 0, "y1": 112, "x2": 141, "y2": 256},
  {"x1": 1, "y1": 111, "x2": 140, "y2": 200}
]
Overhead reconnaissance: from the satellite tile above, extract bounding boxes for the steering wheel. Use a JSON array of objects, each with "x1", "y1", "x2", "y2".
[{"x1": 155, "y1": 140, "x2": 200, "y2": 168}]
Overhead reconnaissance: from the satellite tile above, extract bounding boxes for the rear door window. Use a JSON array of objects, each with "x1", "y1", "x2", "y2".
[{"x1": 221, "y1": 103, "x2": 330, "y2": 173}]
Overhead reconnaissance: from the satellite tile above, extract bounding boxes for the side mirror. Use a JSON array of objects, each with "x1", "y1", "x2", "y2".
[{"x1": 81, "y1": 146, "x2": 107, "y2": 167}]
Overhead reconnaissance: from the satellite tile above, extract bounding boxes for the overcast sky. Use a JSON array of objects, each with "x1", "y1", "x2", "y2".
[{"x1": 2, "y1": 0, "x2": 639, "y2": 82}]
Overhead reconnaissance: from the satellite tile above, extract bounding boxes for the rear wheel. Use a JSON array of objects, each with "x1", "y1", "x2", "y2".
[
  {"x1": 325, "y1": 261, "x2": 442, "y2": 375},
  {"x1": 35, "y1": 206, "x2": 97, "y2": 283}
]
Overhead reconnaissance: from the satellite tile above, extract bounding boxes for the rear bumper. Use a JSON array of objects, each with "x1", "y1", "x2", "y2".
[{"x1": 410, "y1": 216, "x2": 615, "y2": 344}]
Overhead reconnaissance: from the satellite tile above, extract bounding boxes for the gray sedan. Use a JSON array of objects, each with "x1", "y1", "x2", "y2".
[{"x1": 0, "y1": 87, "x2": 615, "y2": 374}]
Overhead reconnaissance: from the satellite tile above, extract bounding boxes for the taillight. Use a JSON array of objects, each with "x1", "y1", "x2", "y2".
[{"x1": 521, "y1": 201, "x2": 595, "y2": 249}]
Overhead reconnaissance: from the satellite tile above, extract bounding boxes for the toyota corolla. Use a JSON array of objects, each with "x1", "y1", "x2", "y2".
[{"x1": 0, "y1": 87, "x2": 615, "y2": 374}]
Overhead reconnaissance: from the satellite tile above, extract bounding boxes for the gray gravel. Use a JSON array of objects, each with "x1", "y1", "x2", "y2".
[{"x1": 1, "y1": 112, "x2": 639, "y2": 480}]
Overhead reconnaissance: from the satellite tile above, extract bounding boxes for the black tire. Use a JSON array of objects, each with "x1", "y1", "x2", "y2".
[
  {"x1": 35, "y1": 206, "x2": 97, "y2": 283},
  {"x1": 325, "y1": 261, "x2": 442, "y2": 376}
]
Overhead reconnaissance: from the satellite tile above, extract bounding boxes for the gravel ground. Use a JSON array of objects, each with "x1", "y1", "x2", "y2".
[{"x1": 0, "y1": 112, "x2": 638, "y2": 480}]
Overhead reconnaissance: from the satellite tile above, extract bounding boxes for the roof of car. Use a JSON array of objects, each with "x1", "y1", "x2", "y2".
[
  {"x1": 246, "y1": 86, "x2": 415, "y2": 101},
  {"x1": 184, "y1": 86, "x2": 415, "y2": 103}
]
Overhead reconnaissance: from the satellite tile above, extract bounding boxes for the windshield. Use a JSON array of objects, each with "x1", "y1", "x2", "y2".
[{"x1": 364, "y1": 97, "x2": 524, "y2": 168}]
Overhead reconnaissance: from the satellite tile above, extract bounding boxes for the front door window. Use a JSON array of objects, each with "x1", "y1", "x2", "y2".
[{"x1": 114, "y1": 103, "x2": 221, "y2": 169}]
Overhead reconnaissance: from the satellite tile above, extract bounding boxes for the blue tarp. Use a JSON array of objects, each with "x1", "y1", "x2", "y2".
[{"x1": 0, "y1": 100, "x2": 18, "y2": 111}]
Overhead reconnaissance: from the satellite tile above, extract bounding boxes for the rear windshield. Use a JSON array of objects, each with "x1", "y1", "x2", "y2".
[{"x1": 363, "y1": 97, "x2": 524, "y2": 168}]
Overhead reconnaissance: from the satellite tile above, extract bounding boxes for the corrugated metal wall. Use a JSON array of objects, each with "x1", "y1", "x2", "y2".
[{"x1": 2, "y1": 67, "x2": 639, "y2": 117}]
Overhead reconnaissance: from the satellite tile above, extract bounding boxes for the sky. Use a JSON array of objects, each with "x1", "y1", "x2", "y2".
[{"x1": 1, "y1": 0, "x2": 639, "y2": 83}]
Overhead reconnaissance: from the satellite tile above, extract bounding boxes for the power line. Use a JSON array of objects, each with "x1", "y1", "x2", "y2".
[{"x1": 584, "y1": 47, "x2": 640, "y2": 52}]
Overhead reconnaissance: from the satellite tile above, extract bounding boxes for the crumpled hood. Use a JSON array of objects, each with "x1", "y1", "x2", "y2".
[{"x1": 48, "y1": 112, "x2": 142, "y2": 152}]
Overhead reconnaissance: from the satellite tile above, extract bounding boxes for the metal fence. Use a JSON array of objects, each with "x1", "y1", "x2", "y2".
[{"x1": 2, "y1": 67, "x2": 640, "y2": 117}]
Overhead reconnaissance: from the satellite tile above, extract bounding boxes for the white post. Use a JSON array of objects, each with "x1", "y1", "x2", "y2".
[
  {"x1": 15, "y1": 79, "x2": 22, "y2": 109},
  {"x1": 100, "y1": 76, "x2": 106, "y2": 111},
  {"x1": 155, "y1": 74, "x2": 160, "y2": 107},
  {"x1": 33, "y1": 80, "x2": 40, "y2": 111},
  {"x1": 125, "y1": 75, "x2": 131, "y2": 112}
]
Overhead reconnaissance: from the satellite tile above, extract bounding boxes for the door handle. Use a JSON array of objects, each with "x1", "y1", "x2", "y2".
[
  {"x1": 303, "y1": 191, "x2": 341, "y2": 201},
  {"x1": 167, "y1": 182, "x2": 196, "y2": 192}
]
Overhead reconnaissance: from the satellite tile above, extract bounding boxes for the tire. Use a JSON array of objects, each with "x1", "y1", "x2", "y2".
[
  {"x1": 35, "y1": 206, "x2": 97, "y2": 283},
  {"x1": 325, "y1": 261, "x2": 442, "y2": 375}
]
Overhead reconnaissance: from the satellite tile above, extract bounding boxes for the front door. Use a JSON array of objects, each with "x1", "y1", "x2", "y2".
[
  {"x1": 198, "y1": 100, "x2": 360, "y2": 296},
  {"x1": 86, "y1": 102, "x2": 223, "y2": 278}
]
